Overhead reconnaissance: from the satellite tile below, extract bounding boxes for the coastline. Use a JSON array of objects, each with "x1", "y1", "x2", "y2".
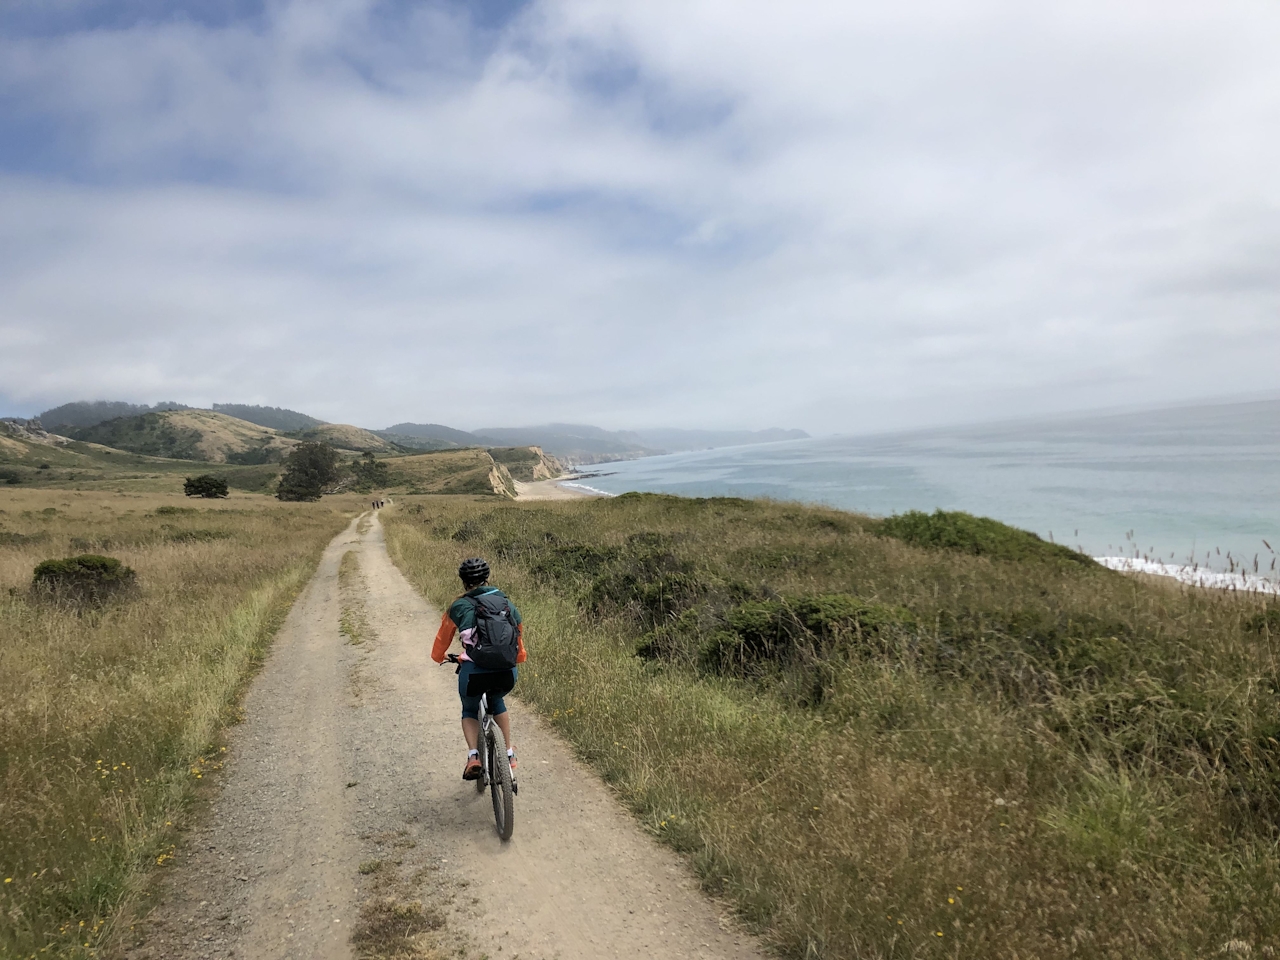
[
  {"x1": 1095, "y1": 556, "x2": 1280, "y2": 596},
  {"x1": 512, "y1": 477, "x2": 609, "y2": 501},
  {"x1": 513, "y1": 474, "x2": 1278, "y2": 597},
  {"x1": 557, "y1": 480, "x2": 616, "y2": 497}
]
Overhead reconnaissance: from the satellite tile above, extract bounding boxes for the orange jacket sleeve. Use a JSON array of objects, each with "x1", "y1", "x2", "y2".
[
  {"x1": 431, "y1": 612, "x2": 456, "y2": 663},
  {"x1": 516, "y1": 623, "x2": 527, "y2": 664}
]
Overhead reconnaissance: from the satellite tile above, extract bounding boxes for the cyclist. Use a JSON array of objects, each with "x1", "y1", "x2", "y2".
[{"x1": 431, "y1": 557, "x2": 526, "y2": 781}]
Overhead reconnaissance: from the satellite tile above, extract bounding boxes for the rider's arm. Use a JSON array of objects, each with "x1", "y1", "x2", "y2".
[
  {"x1": 512, "y1": 604, "x2": 527, "y2": 664},
  {"x1": 431, "y1": 612, "x2": 457, "y2": 663}
]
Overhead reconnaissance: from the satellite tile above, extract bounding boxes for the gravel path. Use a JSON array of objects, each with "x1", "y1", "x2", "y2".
[{"x1": 122, "y1": 512, "x2": 765, "y2": 960}]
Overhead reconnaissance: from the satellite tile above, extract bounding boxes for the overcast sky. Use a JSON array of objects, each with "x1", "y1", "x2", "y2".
[{"x1": 1, "y1": 0, "x2": 1278, "y2": 433}]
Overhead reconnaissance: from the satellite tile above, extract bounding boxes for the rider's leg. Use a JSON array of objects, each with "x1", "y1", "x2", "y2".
[
  {"x1": 461, "y1": 717, "x2": 480, "y2": 750},
  {"x1": 493, "y1": 711, "x2": 513, "y2": 751},
  {"x1": 458, "y1": 662, "x2": 484, "y2": 776}
]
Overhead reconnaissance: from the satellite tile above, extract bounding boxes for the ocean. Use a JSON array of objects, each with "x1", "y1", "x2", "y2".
[{"x1": 566, "y1": 400, "x2": 1280, "y2": 584}]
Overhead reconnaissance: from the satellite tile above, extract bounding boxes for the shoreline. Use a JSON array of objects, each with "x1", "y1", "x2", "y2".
[
  {"x1": 510, "y1": 479, "x2": 1278, "y2": 596},
  {"x1": 557, "y1": 480, "x2": 616, "y2": 497},
  {"x1": 1095, "y1": 556, "x2": 1280, "y2": 596},
  {"x1": 512, "y1": 477, "x2": 610, "y2": 501}
]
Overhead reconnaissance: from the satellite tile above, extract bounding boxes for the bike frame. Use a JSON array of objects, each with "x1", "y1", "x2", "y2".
[
  {"x1": 477, "y1": 692, "x2": 495, "y2": 787},
  {"x1": 446, "y1": 653, "x2": 515, "y2": 838}
]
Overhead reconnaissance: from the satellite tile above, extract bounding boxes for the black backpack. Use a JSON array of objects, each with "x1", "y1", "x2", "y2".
[{"x1": 466, "y1": 590, "x2": 520, "y2": 670}]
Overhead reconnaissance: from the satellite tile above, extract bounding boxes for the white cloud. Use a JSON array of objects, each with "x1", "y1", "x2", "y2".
[{"x1": 1, "y1": 0, "x2": 1279, "y2": 430}]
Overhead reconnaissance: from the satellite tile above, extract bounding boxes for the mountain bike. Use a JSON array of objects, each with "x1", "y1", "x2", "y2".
[{"x1": 446, "y1": 654, "x2": 515, "y2": 840}]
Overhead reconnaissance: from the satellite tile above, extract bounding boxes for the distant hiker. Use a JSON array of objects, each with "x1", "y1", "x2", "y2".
[{"x1": 432, "y1": 557, "x2": 525, "y2": 781}]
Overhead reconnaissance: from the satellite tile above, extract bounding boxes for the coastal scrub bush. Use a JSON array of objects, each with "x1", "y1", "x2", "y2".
[
  {"x1": 166, "y1": 529, "x2": 232, "y2": 543},
  {"x1": 584, "y1": 532, "x2": 707, "y2": 627},
  {"x1": 225, "y1": 443, "x2": 278, "y2": 465},
  {"x1": 1246, "y1": 606, "x2": 1280, "y2": 634},
  {"x1": 0, "y1": 531, "x2": 48, "y2": 547},
  {"x1": 31, "y1": 554, "x2": 137, "y2": 605},
  {"x1": 878, "y1": 508, "x2": 1094, "y2": 565},
  {"x1": 351, "y1": 451, "x2": 390, "y2": 491},
  {"x1": 184, "y1": 474, "x2": 229, "y2": 498}
]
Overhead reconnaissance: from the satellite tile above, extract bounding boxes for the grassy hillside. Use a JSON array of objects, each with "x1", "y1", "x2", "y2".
[
  {"x1": 290, "y1": 423, "x2": 401, "y2": 454},
  {"x1": 381, "y1": 422, "x2": 483, "y2": 447},
  {"x1": 384, "y1": 449, "x2": 513, "y2": 497},
  {"x1": 0, "y1": 429, "x2": 551, "y2": 500},
  {"x1": 0, "y1": 488, "x2": 360, "y2": 958},
  {"x1": 0, "y1": 430, "x2": 284, "y2": 494},
  {"x1": 383, "y1": 495, "x2": 1280, "y2": 960},
  {"x1": 64, "y1": 410, "x2": 298, "y2": 464}
]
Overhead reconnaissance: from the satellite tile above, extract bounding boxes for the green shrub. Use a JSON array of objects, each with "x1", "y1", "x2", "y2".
[
  {"x1": 696, "y1": 595, "x2": 916, "y2": 677},
  {"x1": 183, "y1": 474, "x2": 229, "y2": 498},
  {"x1": 166, "y1": 529, "x2": 232, "y2": 543},
  {"x1": 351, "y1": 451, "x2": 391, "y2": 491},
  {"x1": 451, "y1": 518, "x2": 487, "y2": 542},
  {"x1": 584, "y1": 533, "x2": 706, "y2": 627},
  {"x1": 31, "y1": 555, "x2": 137, "y2": 605},
  {"x1": 225, "y1": 444, "x2": 278, "y2": 465},
  {"x1": 1246, "y1": 607, "x2": 1280, "y2": 634},
  {"x1": 0, "y1": 531, "x2": 49, "y2": 547},
  {"x1": 877, "y1": 508, "x2": 1095, "y2": 565},
  {"x1": 154, "y1": 505, "x2": 196, "y2": 515}
]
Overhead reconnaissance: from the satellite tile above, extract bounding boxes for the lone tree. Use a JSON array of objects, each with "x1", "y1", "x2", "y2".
[
  {"x1": 351, "y1": 451, "x2": 390, "y2": 491},
  {"x1": 184, "y1": 474, "x2": 229, "y2": 498},
  {"x1": 277, "y1": 441, "x2": 340, "y2": 501}
]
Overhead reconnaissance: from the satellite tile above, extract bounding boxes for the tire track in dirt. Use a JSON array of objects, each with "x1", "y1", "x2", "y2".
[{"x1": 124, "y1": 512, "x2": 765, "y2": 960}]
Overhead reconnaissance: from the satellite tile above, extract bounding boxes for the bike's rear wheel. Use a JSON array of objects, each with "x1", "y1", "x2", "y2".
[{"x1": 486, "y1": 726, "x2": 514, "y2": 841}]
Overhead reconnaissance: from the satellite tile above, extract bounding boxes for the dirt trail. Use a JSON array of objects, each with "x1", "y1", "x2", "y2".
[{"x1": 125, "y1": 512, "x2": 765, "y2": 960}]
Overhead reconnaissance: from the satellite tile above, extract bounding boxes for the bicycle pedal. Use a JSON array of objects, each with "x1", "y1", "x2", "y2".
[{"x1": 511, "y1": 780, "x2": 519, "y2": 795}]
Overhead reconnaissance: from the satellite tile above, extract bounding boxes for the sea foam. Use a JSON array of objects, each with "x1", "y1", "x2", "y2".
[
  {"x1": 559, "y1": 481, "x2": 616, "y2": 497},
  {"x1": 1095, "y1": 557, "x2": 1280, "y2": 595}
]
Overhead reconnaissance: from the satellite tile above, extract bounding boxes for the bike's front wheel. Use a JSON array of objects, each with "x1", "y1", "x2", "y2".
[{"x1": 486, "y1": 726, "x2": 515, "y2": 841}]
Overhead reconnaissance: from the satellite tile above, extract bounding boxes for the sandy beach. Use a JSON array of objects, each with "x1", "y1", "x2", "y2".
[{"x1": 513, "y1": 477, "x2": 605, "y2": 500}]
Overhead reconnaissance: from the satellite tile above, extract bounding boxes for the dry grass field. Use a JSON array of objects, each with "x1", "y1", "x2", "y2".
[
  {"x1": 0, "y1": 488, "x2": 360, "y2": 958},
  {"x1": 383, "y1": 493, "x2": 1280, "y2": 960},
  {"x1": 385, "y1": 449, "x2": 509, "y2": 496}
]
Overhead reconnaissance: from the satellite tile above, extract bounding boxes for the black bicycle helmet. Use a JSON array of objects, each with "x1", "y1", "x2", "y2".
[{"x1": 458, "y1": 557, "x2": 490, "y2": 586}]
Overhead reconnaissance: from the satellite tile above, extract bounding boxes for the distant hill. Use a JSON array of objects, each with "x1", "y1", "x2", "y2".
[
  {"x1": 471, "y1": 423, "x2": 659, "y2": 464},
  {"x1": 39, "y1": 400, "x2": 190, "y2": 431},
  {"x1": 37, "y1": 401, "x2": 809, "y2": 466},
  {"x1": 290, "y1": 423, "x2": 401, "y2": 453},
  {"x1": 212, "y1": 404, "x2": 325, "y2": 432},
  {"x1": 381, "y1": 423, "x2": 484, "y2": 447},
  {"x1": 65, "y1": 410, "x2": 298, "y2": 463}
]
